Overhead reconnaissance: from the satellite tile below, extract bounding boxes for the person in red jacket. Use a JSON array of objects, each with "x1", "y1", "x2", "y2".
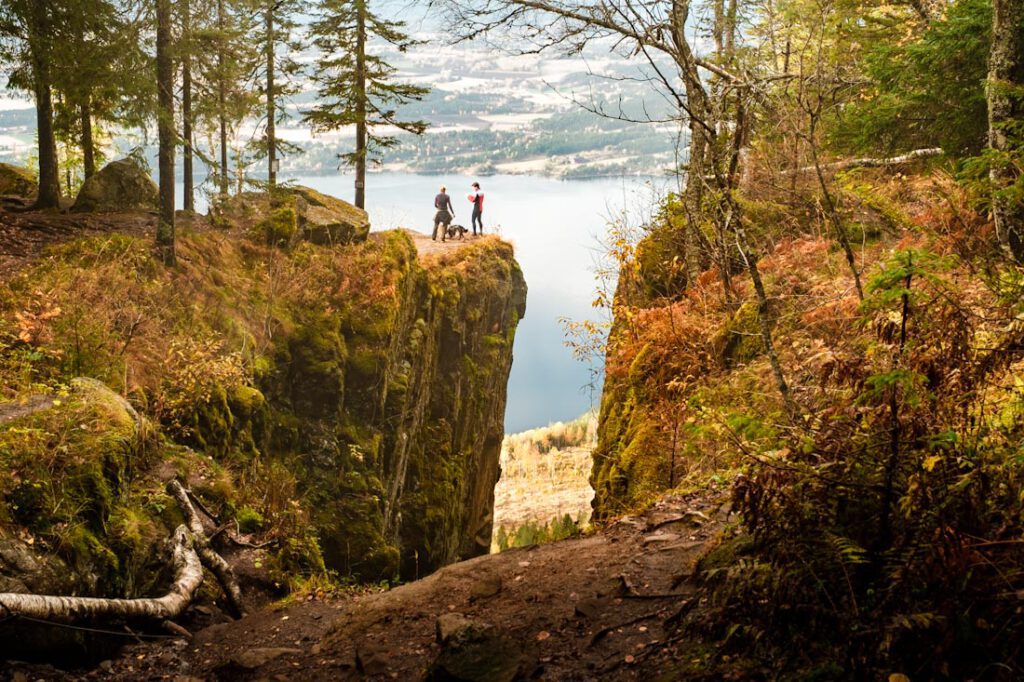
[{"x1": 468, "y1": 182, "x2": 484, "y2": 235}]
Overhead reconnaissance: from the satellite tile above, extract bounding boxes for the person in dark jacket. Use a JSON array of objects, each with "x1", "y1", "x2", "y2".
[
  {"x1": 468, "y1": 182, "x2": 484, "y2": 235},
  {"x1": 433, "y1": 185, "x2": 455, "y2": 242}
]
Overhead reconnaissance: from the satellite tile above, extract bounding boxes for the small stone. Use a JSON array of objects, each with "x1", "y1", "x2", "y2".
[
  {"x1": 469, "y1": 574, "x2": 502, "y2": 600},
  {"x1": 574, "y1": 598, "x2": 606, "y2": 620},
  {"x1": 427, "y1": 619, "x2": 534, "y2": 682},
  {"x1": 225, "y1": 647, "x2": 302, "y2": 670},
  {"x1": 356, "y1": 649, "x2": 390, "y2": 676},
  {"x1": 436, "y1": 612, "x2": 475, "y2": 643}
]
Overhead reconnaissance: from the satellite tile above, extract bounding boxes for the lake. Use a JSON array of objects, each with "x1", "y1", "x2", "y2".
[{"x1": 181, "y1": 172, "x2": 669, "y2": 433}]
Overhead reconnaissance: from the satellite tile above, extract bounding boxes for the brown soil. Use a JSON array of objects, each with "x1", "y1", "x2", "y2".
[
  {"x1": 0, "y1": 207, "x2": 727, "y2": 680},
  {"x1": 2, "y1": 491, "x2": 729, "y2": 681},
  {"x1": 0, "y1": 208, "x2": 158, "y2": 280},
  {"x1": 0, "y1": 489, "x2": 729, "y2": 679},
  {"x1": 403, "y1": 227, "x2": 488, "y2": 258}
]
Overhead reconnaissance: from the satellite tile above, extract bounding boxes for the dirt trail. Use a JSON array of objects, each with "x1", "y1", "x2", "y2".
[
  {"x1": 3, "y1": 492, "x2": 728, "y2": 681},
  {"x1": 0, "y1": 208, "x2": 157, "y2": 280},
  {"x1": 403, "y1": 227, "x2": 487, "y2": 259}
]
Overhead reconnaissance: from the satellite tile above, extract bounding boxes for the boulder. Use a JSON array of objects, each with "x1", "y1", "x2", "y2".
[
  {"x1": 220, "y1": 647, "x2": 302, "y2": 671},
  {"x1": 0, "y1": 163, "x2": 38, "y2": 199},
  {"x1": 427, "y1": 617, "x2": 534, "y2": 682},
  {"x1": 0, "y1": 377, "x2": 149, "y2": 595},
  {"x1": 0, "y1": 540, "x2": 73, "y2": 595},
  {"x1": 292, "y1": 186, "x2": 370, "y2": 245},
  {"x1": 72, "y1": 158, "x2": 158, "y2": 213}
]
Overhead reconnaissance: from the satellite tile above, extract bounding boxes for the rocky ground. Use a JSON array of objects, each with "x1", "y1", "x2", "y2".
[{"x1": 2, "y1": 490, "x2": 729, "y2": 681}]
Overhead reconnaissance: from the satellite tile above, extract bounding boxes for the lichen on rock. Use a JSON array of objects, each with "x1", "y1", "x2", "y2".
[{"x1": 292, "y1": 186, "x2": 370, "y2": 245}]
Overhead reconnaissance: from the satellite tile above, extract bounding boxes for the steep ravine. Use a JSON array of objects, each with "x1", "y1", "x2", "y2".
[{"x1": 0, "y1": 198, "x2": 526, "y2": 647}]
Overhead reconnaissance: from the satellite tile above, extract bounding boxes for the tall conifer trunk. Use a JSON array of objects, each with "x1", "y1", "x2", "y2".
[
  {"x1": 217, "y1": 0, "x2": 229, "y2": 195},
  {"x1": 266, "y1": 4, "x2": 277, "y2": 188},
  {"x1": 29, "y1": 0, "x2": 61, "y2": 209},
  {"x1": 989, "y1": 0, "x2": 1024, "y2": 260},
  {"x1": 156, "y1": 0, "x2": 176, "y2": 265},
  {"x1": 80, "y1": 99, "x2": 95, "y2": 179},
  {"x1": 354, "y1": 0, "x2": 367, "y2": 209},
  {"x1": 182, "y1": 0, "x2": 194, "y2": 212}
]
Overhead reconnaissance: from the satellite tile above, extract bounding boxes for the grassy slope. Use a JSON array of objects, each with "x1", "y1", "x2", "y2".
[{"x1": 0, "y1": 217, "x2": 526, "y2": 603}]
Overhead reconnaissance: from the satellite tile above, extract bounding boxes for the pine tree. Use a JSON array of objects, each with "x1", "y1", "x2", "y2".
[
  {"x1": 156, "y1": 0, "x2": 176, "y2": 265},
  {"x1": 0, "y1": 0, "x2": 71, "y2": 208},
  {"x1": 189, "y1": 0, "x2": 260, "y2": 196},
  {"x1": 255, "y1": 0, "x2": 305, "y2": 189},
  {"x1": 303, "y1": 0, "x2": 428, "y2": 208},
  {"x1": 51, "y1": 0, "x2": 151, "y2": 182}
]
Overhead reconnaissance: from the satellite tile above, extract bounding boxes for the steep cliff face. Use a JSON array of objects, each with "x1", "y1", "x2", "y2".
[
  {"x1": 0, "y1": 209, "x2": 525, "y2": 598},
  {"x1": 266, "y1": 234, "x2": 527, "y2": 579}
]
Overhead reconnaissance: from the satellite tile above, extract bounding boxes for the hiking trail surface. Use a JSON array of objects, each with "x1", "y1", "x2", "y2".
[{"x1": 3, "y1": 491, "x2": 730, "y2": 681}]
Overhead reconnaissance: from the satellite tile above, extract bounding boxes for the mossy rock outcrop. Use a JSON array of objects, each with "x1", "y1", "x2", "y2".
[
  {"x1": 0, "y1": 162, "x2": 38, "y2": 199},
  {"x1": 72, "y1": 158, "x2": 158, "y2": 213},
  {"x1": 263, "y1": 233, "x2": 527, "y2": 580},
  {"x1": 292, "y1": 186, "x2": 370, "y2": 245},
  {"x1": 0, "y1": 377, "x2": 158, "y2": 596},
  {"x1": 0, "y1": 210, "x2": 526, "y2": 588}
]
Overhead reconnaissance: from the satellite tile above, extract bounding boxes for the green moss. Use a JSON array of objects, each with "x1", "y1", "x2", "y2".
[
  {"x1": 256, "y1": 206, "x2": 298, "y2": 248},
  {"x1": 0, "y1": 162, "x2": 38, "y2": 197},
  {"x1": 236, "y1": 505, "x2": 265, "y2": 533},
  {"x1": 634, "y1": 222, "x2": 688, "y2": 300},
  {"x1": 277, "y1": 315, "x2": 347, "y2": 419},
  {"x1": 717, "y1": 302, "x2": 763, "y2": 366},
  {"x1": 0, "y1": 213, "x2": 528, "y2": 591}
]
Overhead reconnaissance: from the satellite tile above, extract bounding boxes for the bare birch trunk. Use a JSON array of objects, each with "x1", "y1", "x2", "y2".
[
  {"x1": 0, "y1": 526, "x2": 201, "y2": 623},
  {"x1": 167, "y1": 480, "x2": 246, "y2": 618}
]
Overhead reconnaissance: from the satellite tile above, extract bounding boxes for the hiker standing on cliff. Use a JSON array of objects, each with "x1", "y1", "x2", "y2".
[
  {"x1": 433, "y1": 185, "x2": 455, "y2": 242},
  {"x1": 468, "y1": 182, "x2": 485, "y2": 235}
]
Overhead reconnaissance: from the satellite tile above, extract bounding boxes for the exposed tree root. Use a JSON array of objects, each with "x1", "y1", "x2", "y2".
[
  {"x1": 588, "y1": 608, "x2": 666, "y2": 647},
  {"x1": 0, "y1": 526, "x2": 202, "y2": 623},
  {"x1": 188, "y1": 487, "x2": 278, "y2": 550},
  {"x1": 167, "y1": 480, "x2": 246, "y2": 618}
]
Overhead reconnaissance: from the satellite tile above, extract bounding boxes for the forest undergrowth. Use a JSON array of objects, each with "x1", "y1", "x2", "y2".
[{"x1": 596, "y1": 166, "x2": 1024, "y2": 678}]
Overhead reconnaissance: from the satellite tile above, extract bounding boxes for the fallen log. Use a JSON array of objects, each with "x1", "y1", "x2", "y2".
[
  {"x1": 784, "y1": 148, "x2": 944, "y2": 176},
  {"x1": 0, "y1": 525, "x2": 202, "y2": 624},
  {"x1": 168, "y1": 480, "x2": 246, "y2": 618}
]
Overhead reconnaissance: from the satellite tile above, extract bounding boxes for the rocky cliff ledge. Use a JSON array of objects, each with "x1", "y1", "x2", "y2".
[{"x1": 0, "y1": 199, "x2": 526, "y2": 609}]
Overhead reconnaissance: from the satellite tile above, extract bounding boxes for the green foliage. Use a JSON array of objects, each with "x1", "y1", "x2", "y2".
[
  {"x1": 302, "y1": 0, "x2": 428, "y2": 169},
  {"x1": 257, "y1": 205, "x2": 298, "y2": 247},
  {"x1": 688, "y1": 245, "x2": 1024, "y2": 677},
  {"x1": 496, "y1": 513, "x2": 583, "y2": 551},
  {"x1": 834, "y1": 0, "x2": 992, "y2": 156}
]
